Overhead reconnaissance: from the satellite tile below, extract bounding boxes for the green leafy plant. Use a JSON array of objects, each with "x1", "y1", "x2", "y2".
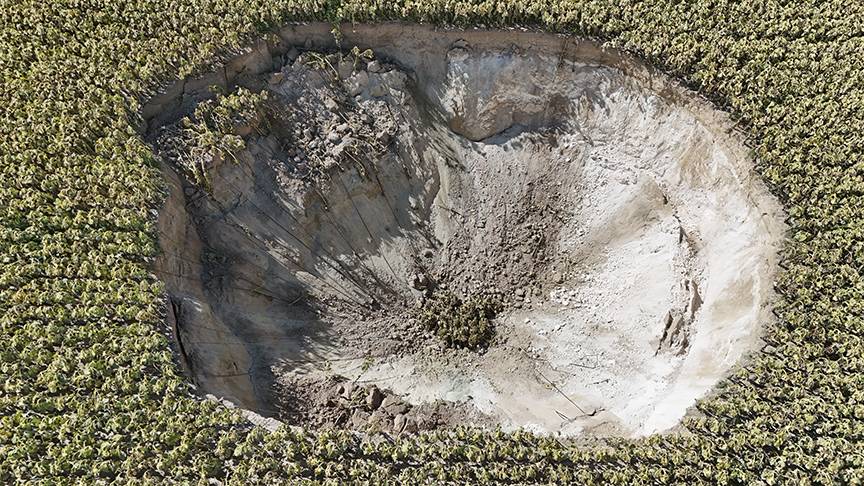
[
  {"x1": 417, "y1": 290, "x2": 501, "y2": 350},
  {"x1": 179, "y1": 87, "x2": 269, "y2": 188}
]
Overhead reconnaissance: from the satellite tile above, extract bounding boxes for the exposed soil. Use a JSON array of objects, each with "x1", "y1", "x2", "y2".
[{"x1": 150, "y1": 23, "x2": 786, "y2": 438}]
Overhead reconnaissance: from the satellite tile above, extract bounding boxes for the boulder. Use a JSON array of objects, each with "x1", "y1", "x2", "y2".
[
  {"x1": 381, "y1": 396, "x2": 409, "y2": 415},
  {"x1": 366, "y1": 386, "x2": 383, "y2": 410}
]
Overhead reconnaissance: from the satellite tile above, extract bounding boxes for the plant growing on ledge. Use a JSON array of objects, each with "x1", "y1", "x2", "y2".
[
  {"x1": 179, "y1": 87, "x2": 269, "y2": 189},
  {"x1": 417, "y1": 290, "x2": 501, "y2": 350}
]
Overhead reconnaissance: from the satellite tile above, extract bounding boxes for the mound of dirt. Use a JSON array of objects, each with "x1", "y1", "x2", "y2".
[{"x1": 150, "y1": 24, "x2": 785, "y2": 437}]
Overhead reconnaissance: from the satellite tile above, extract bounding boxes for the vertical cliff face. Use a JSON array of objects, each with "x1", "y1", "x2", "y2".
[{"x1": 149, "y1": 23, "x2": 786, "y2": 437}]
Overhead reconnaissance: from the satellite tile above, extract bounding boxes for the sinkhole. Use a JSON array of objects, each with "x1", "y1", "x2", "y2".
[{"x1": 148, "y1": 23, "x2": 786, "y2": 437}]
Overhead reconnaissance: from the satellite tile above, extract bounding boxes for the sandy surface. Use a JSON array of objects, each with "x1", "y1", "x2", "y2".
[{"x1": 151, "y1": 23, "x2": 786, "y2": 437}]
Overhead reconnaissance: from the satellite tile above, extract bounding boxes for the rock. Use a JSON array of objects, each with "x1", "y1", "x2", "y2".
[
  {"x1": 381, "y1": 396, "x2": 409, "y2": 415},
  {"x1": 411, "y1": 273, "x2": 428, "y2": 291},
  {"x1": 336, "y1": 123, "x2": 349, "y2": 133},
  {"x1": 286, "y1": 46, "x2": 299, "y2": 63},
  {"x1": 369, "y1": 81, "x2": 387, "y2": 97},
  {"x1": 338, "y1": 381, "x2": 356, "y2": 400},
  {"x1": 367, "y1": 410, "x2": 389, "y2": 432},
  {"x1": 367, "y1": 60, "x2": 382, "y2": 73},
  {"x1": 290, "y1": 58, "x2": 307, "y2": 73},
  {"x1": 515, "y1": 288, "x2": 526, "y2": 297},
  {"x1": 338, "y1": 59, "x2": 354, "y2": 80},
  {"x1": 324, "y1": 97, "x2": 339, "y2": 112},
  {"x1": 268, "y1": 72, "x2": 285, "y2": 86},
  {"x1": 346, "y1": 70, "x2": 369, "y2": 97},
  {"x1": 687, "y1": 281, "x2": 703, "y2": 319},
  {"x1": 376, "y1": 131, "x2": 391, "y2": 145},
  {"x1": 183, "y1": 70, "x2": 228, "y2": 102},
  {"x1": 327, "y1": 131, "x2": 342, "y2": 143},
  {"x1": 366, "y1": 386, "x2": 383, "y2": 409},
  {"x1": 350, "y1": 410, "x2": 370, "y2": 428},
  {"x1": 393, "y1": 413, "x2": 407, "y2": 433},
  {"x1": 381, "y1": 70, "x2": 407, "y2": 91},
  {"x1": 422, "y1": 249, "x2": 435, "y2": 259},
  {"x1": 403, "y1": 416, "x2": 418, "y2": 433}
]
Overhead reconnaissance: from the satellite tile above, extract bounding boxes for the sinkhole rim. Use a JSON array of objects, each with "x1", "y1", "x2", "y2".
[{"x1": 148, "y1": 22, "x2": 787, "y2": 438}]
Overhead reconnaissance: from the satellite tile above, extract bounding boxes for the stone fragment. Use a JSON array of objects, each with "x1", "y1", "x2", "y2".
[
  {"x1": 338, "y1": 59, "x2": 354, "y2": 80},
  {"x1": 268, "y1": 72, "x2": 285, "y2": 86},
  {"x1": 381, "y1": 70, "x2": 407, "y2": 91},
  {"x1": 350, "y1": 410, "x2": 370, "y2": 428},
  {"x1": 345, "y1": 71, "x2": 369, "y2": 97},
  {"x1": 286, "y1": 46, "x2": 299, "y2": 62},
  {"x1": 411, "y1": 273, "x2": 429, "y2": 291},
  {"x1": 369, "y1": 80, "x2": 387, "y2": 97},
  {"x1": 366, "y1": 386, "x2": 383, "y2": 409},
  {"x1": 403, "y1": 416, "x2": 418, "y2": 433},
  {"x1": 235, "y1": 123, "x2": 254, "y2": 137},
  {"x1": 367, "y1": 410, "x2": 389, "y2": 431},
  {"x1": 687, "y1": 281, "x2": 702, "y2": 318},
  {"x1": 381, "y1": 396, "x2": 409, "y2": 415},
  {"x1": 393, "y1": 413, "x2": 407, "y2": 433},
  {"x1": 376, "y1": 130, "x2": 391, "y2": 145},
  {"x1": 338, "y1": 381, "x2": 356, "y2": 400}
]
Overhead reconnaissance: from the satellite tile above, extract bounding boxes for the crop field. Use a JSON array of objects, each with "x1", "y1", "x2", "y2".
[{"x1": 2, "y1": 1, "x2": 863, "y2": 484}]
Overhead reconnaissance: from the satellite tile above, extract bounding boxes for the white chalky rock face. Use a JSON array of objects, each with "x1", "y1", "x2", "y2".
[{"x1": 153, "y1": 24, "x2": 786, "y2": 437}]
